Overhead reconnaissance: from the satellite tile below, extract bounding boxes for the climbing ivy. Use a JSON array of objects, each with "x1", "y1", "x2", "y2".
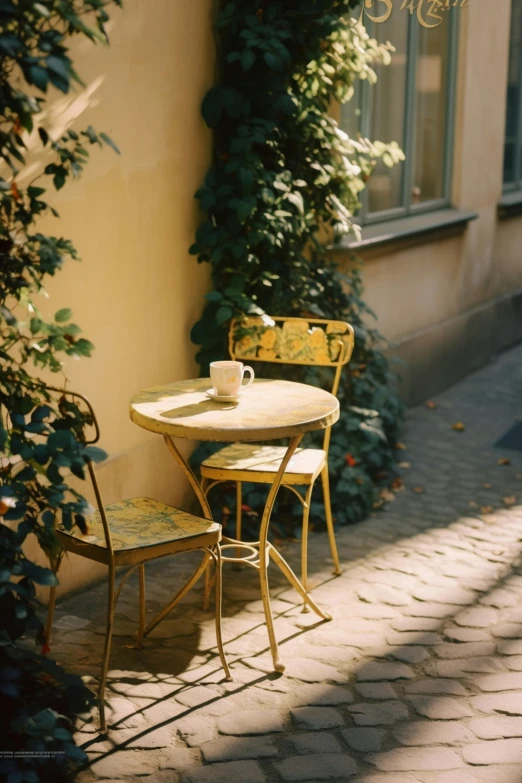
[
  {"x1": 190, "y1": 0, "x2": 405, "y2": 526},
  {"x1": 0, "y1": 1, "x2": 121, "y2": 779}
]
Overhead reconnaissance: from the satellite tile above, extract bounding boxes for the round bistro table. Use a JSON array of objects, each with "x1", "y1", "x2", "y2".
[{"x1": 129, "y1": 377, "x2": 339, "y2": 672}]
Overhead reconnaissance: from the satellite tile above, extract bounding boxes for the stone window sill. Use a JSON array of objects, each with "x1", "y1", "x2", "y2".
[
  {"x1": 498, "y1": 191, "x2": 522, "y2": 220},
  {"x1": 331, "y1": 208, "x2": 478, "y2": 258}
]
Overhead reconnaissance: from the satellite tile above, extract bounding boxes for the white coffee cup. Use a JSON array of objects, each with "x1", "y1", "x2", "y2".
[{"x1": 210, "y1": 360, "x2": 254, "y2": 397}]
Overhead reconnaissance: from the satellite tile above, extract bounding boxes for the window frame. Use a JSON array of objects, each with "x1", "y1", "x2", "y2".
[
  {"x1": 503, "y1": 0, "x2": 522, "y2": 193},
  {"x1": 353, "y1": 9, "x2": 460, "y2": 226}
]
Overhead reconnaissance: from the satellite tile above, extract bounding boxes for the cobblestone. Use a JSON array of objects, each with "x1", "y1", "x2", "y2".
[
  {"x1": 47, "y1": 344, "x2": 522, "y2": 781},
  {"x1": 217, "y1": 710, "x2": 284, "y2": 736},
  {"x1": 392, "y1": 721, "x2": 476, "y2": 746},
  {"x1": 356, "y1": 662, "x2": 415, "y2": 681},
  {"x1": 287, "y1": 732, "x2": 342, "y2": 754},
  {"x1": 275, "y1": 753, "x2": 358, "y2": 780},
  {"x1": 349, "y1": 701, "x2": 409, "y2": 726},
  {"x1": 455, "y1": 607, "x2": 499, "y2": 627},
  {"x1": 407, "y1": 696, "x2": 473, "y2": 720},
  {"x1": 474, "y1": 672, "x2": 522, "y2": 691},
  {"x1": 290, "y1": 707, "x2": 344, "y2": 730},
  {"x1": 497, "y1": 639, "x2": 522, "y2": 655},
  {"x1": 434, "y1": 642, "x2": 496, "y2": 658},
  {"x1": 289, "y1": 684, "x2": 353, "y2": 706},
  {"x1": 200, "y1": 736, "x2": 279, "y2": 762},
  {"x1": 182, "y1": 760, "x2": 266, "y2": 783},
  {"x1": 404, "y1": 679, "x2": 468, "y2": 696},
  {"x1": 354, "y1": 682, "x2": 397, "y2": 700},
  {"x1": 368, "y1": 747, "x2": 465, "y2": 771},
  {"x1": 468, "y1": 716, "x2": 522, "y2": 739},
  {"x1": 462, "y1": 738, "x2": 522, "y2": 765},
  {"x1": 341, "y1": 727, "x2": 385, "y2": 752},
  {"x1": 471, "y1": 693, "x2": 522, "y2": 715}
]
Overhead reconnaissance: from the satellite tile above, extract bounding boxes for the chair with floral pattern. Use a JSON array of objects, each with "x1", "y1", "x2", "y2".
[
  {"x1": 200, "y1": 315, "x2": 354, "y2": 594},
  {"x1": 44, "y1": 390, "x2": 230, "y2": 732}
]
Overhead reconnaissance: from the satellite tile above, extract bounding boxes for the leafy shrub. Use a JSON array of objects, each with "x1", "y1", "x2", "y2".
[
  {"x1": 0, "y1": 1, "x2": 121, "y2": 779},
  {"x1": 190, "y1": 0, "x2": 405, "y2": 528}
]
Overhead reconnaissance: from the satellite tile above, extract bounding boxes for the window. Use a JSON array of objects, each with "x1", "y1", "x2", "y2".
[
  {"x1": 504, "y1": 0, "x2": 522, "y2": 190},
  {"x1": 340, "y1": 7, "x2": 459, "y2": 224}
]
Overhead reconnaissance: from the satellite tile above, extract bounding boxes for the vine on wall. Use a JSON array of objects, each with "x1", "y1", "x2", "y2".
[{"x1": 190, "y1": 0, "x2": 405, "y2": 526}]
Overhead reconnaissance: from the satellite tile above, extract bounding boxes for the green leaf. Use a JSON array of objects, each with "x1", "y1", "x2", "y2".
[
  {"x1": 19, "y1": 561, "x2": 58, "y2": 586},
  {"x1": 73, "y1": 338, "x2": 94, "y2": 356},
  {"x1": 285, "y1": 191, "x2": 304, "y2": 214},
  {"x1": 216, "y1": 306, "x2": 234, "y2": 325},
  {"x1": 27, "y1": 65, "x2": 48, "y2": 92},
  {"x1": 0, "y1": 35, "x2": 22, "y2": 56},
  {"x1": 48, "y1": 430, "x2": 75, "y2": 449},
  {"x1": 84, "y1": 446, "x2": 107, "y2": 463},
  {"x1": 241, "y1": 49, "x2": 255, "y2": 71},
  {"x1": 205, "y1": 290, "x2": 223, "y2": 303},
  {"x1": 201, "y1": 87, "x2": 223, "y2": 128},
  {"x1": 239, "y1": 167, "x2": 253, "y2": 188},
  {"x1": 221, "y1": 87, "x2": 243, "y2": 118},
  {"x1": 55, "y1": 307, "x2": 72, "y2": 323},
  {"x1": 54, "y1": 727, "x2": 72, "y2": 741},
  {"x1": 100, "y1": 132, "x2": 121, "y2": 154},
  {"x1": 264, "y1": 52, "x2": 282, "y2": 70},
  {"x1": 28, "y1": 186, "x2": 46, "y2": 198},
  {"x1": 83, "y1": 125, "x2": 99, "y2": 144}
]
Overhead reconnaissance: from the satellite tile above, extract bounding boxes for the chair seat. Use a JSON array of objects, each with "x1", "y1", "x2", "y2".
[
  {"x1": 201, "y1": 444, "x2": 326, "y2": 486},
  {"x1": 57, "y1": 497, "x2": 220, "y2": 565}
]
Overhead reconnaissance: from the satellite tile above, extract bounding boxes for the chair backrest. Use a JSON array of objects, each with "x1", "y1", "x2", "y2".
[
  {"x1": 46, "y1": 387, "x2": 114, "y2": 558},
  {"x1": 229, "y1": 315, "x2": 354, "y2": 451}
]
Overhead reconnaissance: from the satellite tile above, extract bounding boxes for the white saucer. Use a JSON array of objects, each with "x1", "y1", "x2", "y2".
[{"x1": 205, "y1": 388, "x2": 242, "y2": 403}]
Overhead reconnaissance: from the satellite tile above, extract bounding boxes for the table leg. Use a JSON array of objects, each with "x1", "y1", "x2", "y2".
[
  {"x1": 257, "y1": 434, "x2": 331, "y2": 672},
  {"x1": 163, "y1": 432, "x2": 332, "y2": 674},
  {"x1": 163, "y1": 435, "x2": 213, "y2": 520},
  {"x1": 164, "y1": 434, "x2": 216, "y2": 609}
]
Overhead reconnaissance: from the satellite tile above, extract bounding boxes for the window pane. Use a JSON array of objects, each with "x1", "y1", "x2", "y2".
[
  {"x1": 413, "y1": 16, "x2": 450, "y2": 204},
  {"x1": 367, "y1": 12, "x2": 408, "y2": 214},
  {"x1": 504, "y1": 0, "x2": 522, "y2": 186}
]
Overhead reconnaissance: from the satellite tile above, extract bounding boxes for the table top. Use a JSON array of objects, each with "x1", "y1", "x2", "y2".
[{"x1": 129, "y1": 378, "x2": 339, "y2": 442}]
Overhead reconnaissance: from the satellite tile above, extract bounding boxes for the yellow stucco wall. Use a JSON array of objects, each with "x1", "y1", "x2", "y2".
[{"x1": 32, "y1": 0, "x2": 216, "y2": 596}]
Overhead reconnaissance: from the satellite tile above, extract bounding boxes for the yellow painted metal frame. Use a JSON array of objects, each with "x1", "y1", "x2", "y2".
[
  {"x1": 43, "y1": 390, "x2": 230, "y2": 733},
  {"x1": 201, "y1": 316, "x2": 354, "y2": 594}
]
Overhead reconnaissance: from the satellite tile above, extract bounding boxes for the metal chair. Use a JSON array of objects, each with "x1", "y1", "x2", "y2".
[
  {"x1": 200, "y1": 316, "x2": 354, "y2": 593},
  {"x1": 44, "y1": 390, "x2": 230, "y2": 732}
]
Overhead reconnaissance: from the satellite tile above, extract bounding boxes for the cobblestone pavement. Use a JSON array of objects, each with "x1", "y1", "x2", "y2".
[{"x1": 53, "y1": 344, "x2": 522, "y2": 782}]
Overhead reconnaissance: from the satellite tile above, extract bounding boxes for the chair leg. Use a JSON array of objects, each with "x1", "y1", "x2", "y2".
[
  {"x1": 321, "y1": 463, "x2": 341, "y2": 576},
  {"x1": 235, "y1": 481, "x2": 242, "y2": 567},
  {"x1": 210, "y1": 545, "x2": 231, "y2": 680},
  {"x1": 43, "y1": 553, "x2": 63, "y2": 652},
  {"x1": 201, "y1": 476, "x2": 213, "y2": 608},
  {"x1": 203, "y1": 556, "x2": 214, "y2": 611},
  {"x1": 135, "y1": 563, "x2": 146, "y2": 647},
  {"x1": 300, "y1": 484, "x2": 314, "y2": 612},
  {"x1": 44, "y1": 586, "x2": 57, "y2": 652},
  {"x1": 98, "y1": 563, "x2": 116, "y2": 733}
]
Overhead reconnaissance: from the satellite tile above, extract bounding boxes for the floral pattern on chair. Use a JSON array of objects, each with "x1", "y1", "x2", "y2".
[
  {"x1": 58, "y1": 497, "x2": 219, "y2": 551},
  {"x1": 231, "y1": 316, "x2": 353, "y2": 366}
]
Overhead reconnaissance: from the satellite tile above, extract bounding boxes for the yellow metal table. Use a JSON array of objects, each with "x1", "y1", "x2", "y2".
[{"x1": 129, "y1": 377, "x2": 339, "y2": 672}]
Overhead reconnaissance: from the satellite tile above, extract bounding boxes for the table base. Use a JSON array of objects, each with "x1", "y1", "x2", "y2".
[{"x1": 163, "y1": 432, "x2": 332, "y2": 673}]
